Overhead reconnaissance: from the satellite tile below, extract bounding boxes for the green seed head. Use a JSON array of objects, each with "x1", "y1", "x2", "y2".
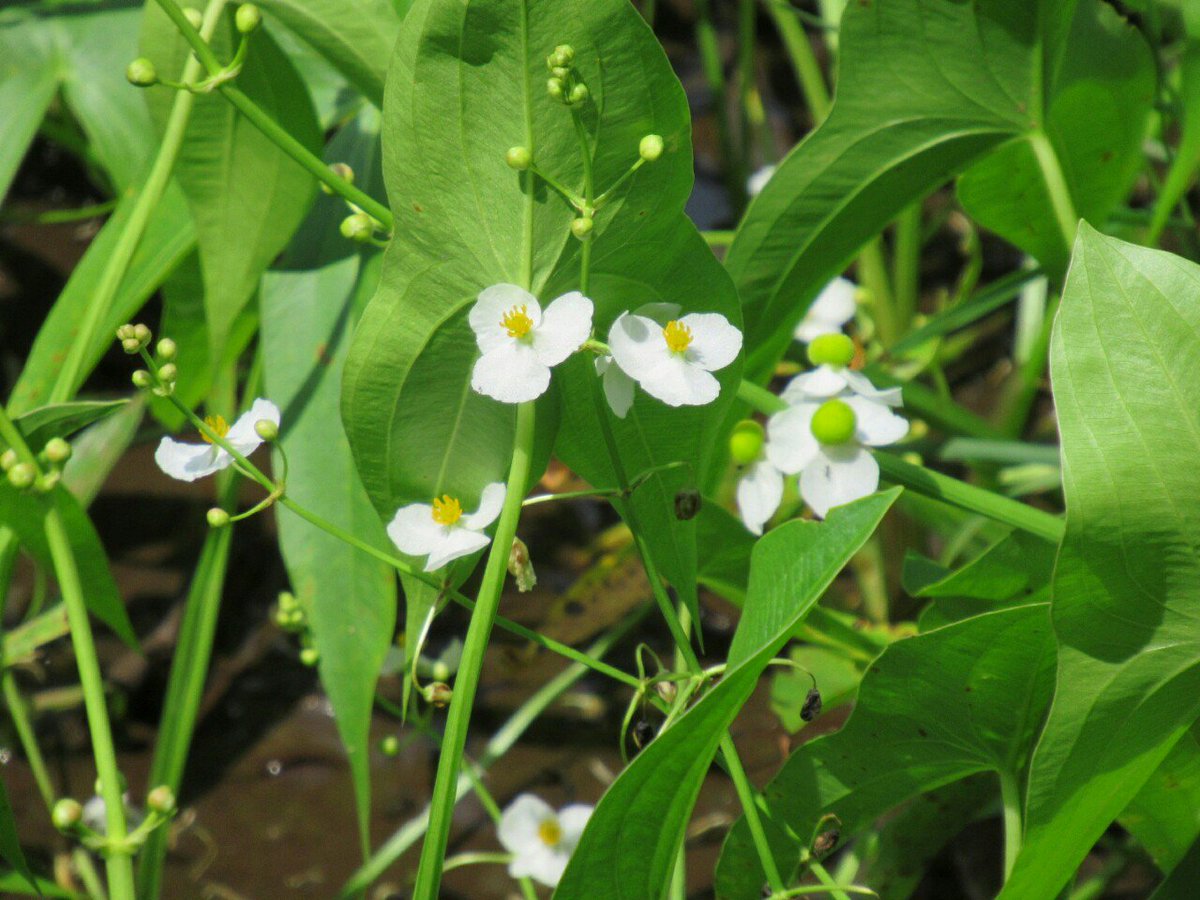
[
  {"x1": 254, "y1": 419, "x2": 278, "y2": 442},
  {"x1": 206, "y1": 508, "x2": 231, "y2": 529},
  {"x1": 52, "y1": 798, "x2": 83, "y2": 831},
  {"x1": 125, "y1": 57, "x2": 158, "y2": 87},
  {"x1": 729, "y1": 419, "x2": 765, "y2": 465},
  {"x1": 505, "y1": 146, "x2": 532, "y2": 171},
  {"x1": 235, "y1": 3, "x2": 262, "y2": 34},
  {"x1": 810, "y1": 399, "x2": 857, "y2": 446},
  {"x1": 806, "y1": 333, "x2": 855, "y2": 368},
  {"x1": 639, "y1": 134, "x2": 664, "y2": 162},
  {"x1": 570, "y1": 217, "x2": 594, "y2": 241}
]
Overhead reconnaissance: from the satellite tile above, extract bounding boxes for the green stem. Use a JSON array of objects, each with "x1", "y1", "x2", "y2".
[
  {"x1": 695, "y1": 0, "x2": 746, "y2": 214},
  {"x1": 2, "y1": 673, "x2": 56, "y2": 811},
  {"x1": 412, "y1": 402, "x2": 537, "y2": 899},
  {"x1": 857, "y1": 239, "x2": 896, "y2": 346},
  {"x1": 1027, "y1": 131, "x2": 1078, "y2": 255},
  {"x1": 49, "y1": 0, "x2": 220, "y2": 405},
  {"x1": 891, "y1": 204, "x2": 922, "y2": 333},
  {"x1": 762, "y1": 0, "x2": 831, "y2": 123},
  {"x1": 736, "y1": 380, "x2": 1065, "y2": 543},
  {"x1": 1000, "y1": 771, "x2": 1023, "y2": 882},
  {"x1": 807, "y1": 858, "x2": 852, "y2": 900}
]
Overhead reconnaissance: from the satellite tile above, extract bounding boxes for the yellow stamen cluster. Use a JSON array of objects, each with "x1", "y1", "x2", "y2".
[
  {"x1": 501, "y1": 304, "x2": 534, "y2": 339},
  {"x1": 200, "y1": 414, "x2": 230, "y2": 444},
  {"x1": 431, "y1": 495, "x2": 463, "y2": 526},
  {"x1": 662, "y1": 320, "x2": 693, "y2": 353},
  {"x1": 537, "y1": 817, "x2": 563, "y2": 847}
]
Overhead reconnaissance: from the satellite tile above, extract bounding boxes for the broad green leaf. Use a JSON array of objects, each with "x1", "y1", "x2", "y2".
[
  {"x1": 0, "y1": 13, "x2": 57, "y2": 202},
  {"x1": 257, "y1": 0, "x2": 404, "y2": 106},
  {"x1": 715, "y1": 604, "x2": 1055, "y2": 897},
  {"x1": 262, "y1": 110, "x2": 396, "y2": 859},
  {"x1": 1120, "y1": 730, "x2": 1200, "y2": 872},
  {"x1": 957, "y1": 1, "x2": 1153, "y2": 272},
  {"x1": 141, "y1": 1, "x2": 319, "y2": 362},
  {"x1": 695, "y1": 500, "x2": 756, "y2": 604},
  {"x1": 1151, "y1": 835, "x2": 1200, "y2": 900},
  {"x1": 555, "y1": 491, "x2": 898, "y2": 900},
  {"x1": 5, "y1": 400, "x2": 127, "y2": 455},
  {"x1": 0, "y1": 868, "x2": 78, "y2": 898},
  {"x1": 60, "y1": 396, "x2": 145, "y2": 507},
  {"x1": 0, "y1": 776, "x2": 36, "y2": 895},
  {"x1": 1001, "y1": 227, "x2": 1200, "y2": 898}
]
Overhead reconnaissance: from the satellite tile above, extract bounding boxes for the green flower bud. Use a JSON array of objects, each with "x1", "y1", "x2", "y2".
[
  {"x1": 546, "y1": 77, "x2": 565, "y2": 101},
  {"x1": 901, "y1": 450, "x2": 924, "y2": 467},
  {"x1": 116, "y1": 324, "x2": 136, "y2": 341},
  {"x1": 552, "y1": 44, "x2": 575, "y2": 67},
  {"x1": 810, "y1": 399, "x2": 857, "y2": 446},
  {"x1": 158, "y1": 363, "x2": 178, "y2": 384},
  {"x1": 7, "y1": 463, "x2": 36, "y2": 491},
  {"x1": 122, "y1": 337, "x2": 143, "y2": 354},
  {"x1": 254, "y1": 419, "x2": 278, "y2": 442},
  {"x1": 340, "y1": 212, "x2": 374, "y2": 243},
  {"x1": 286, "y1": 609, "x2": 305, "y2": 628},
  {"x1": 568, "y1": 83, "x2": 589, "y2": 105},
  {"x1": 131, "y1": 370, "x2": 153, "y2": 390},
  {"x1": 184, "y1": 8, "x2": 204, "y2": 30},
  {"x1": 320, "y1": 162, "x2": 355, "y2": 194},
  {"x1": 206, "y1": 508, "x2": 231, "y2": 529},
  {"x1": 806, "y1": 333, "x2": 855, "y2": 368},
  {"x1": 424, "y1": 681, "x2": 452, "y2": 708},
  {"x1": 235, "y1": 3, "x2": 261, "y2": 34},
  {"x1": 278, "y1": 590, "x2": 298, "y2": 612},
  {"x1": 33, "y1": 471, "x2": 60, "y2": 494},
  {"x1": 505, "y1": 146, "x2": 532, "y2": 170},
  {"x1": 299, "y1": 646, "x2": 319, "y2": 667},
  {"x1": 729, "y1": 419, "x2": 765, "y2": 465},
  {"x1": 52, "y1": 798, "x2": 83, "y2": 831},
  {"x1": 146, "y1": 785, "x2": 176, "y2": 814},
  {"x1": 0, "y1": 449, "x2": 17, "y2": 472},
  {"x1": 380, "y1": 735, "x2": 400, "y2": 757},
  {"x1": 156, "y1": 338, "x2": 177, "y2": 361},
  {"x1": 126, "y1": 57, "x2": 158, "y2": 87},
  {"x1": 133, "y1": 323, "x2": 152, "y2": 345},
  {"x1": 43, "y1": 437, "x2": 72, "y2": 465},
  {"x1": 639, "y1": 134, "x2": 664, "y2": 162},
  {"x1": 570, "y1": 217, "x2": 594, "y2": 241},
  {"x1": 550, "y1": 65, "x2": 570, "y2": 80}
]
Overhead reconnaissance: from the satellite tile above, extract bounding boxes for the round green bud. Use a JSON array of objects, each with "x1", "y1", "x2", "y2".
[
  {"x1": 568, "y1": 83, "x2": 589, "y2": 105},
  {"x1": 52, "y1": 798, "x2": 83, "y2": 831},
  {"x1": 156, "y1": 338, "x2": 177, "y2": 361},
  {"x1": 122, "y1": 337, "x2": 143, "y2": 354},
  {"x1": 299, "y1": 647, "x2": 319, "y2": 667},
  {"x1": 902, "y1": 451, "x2": 924, "y2": 467},
  {"x1": 206, "y1": 507, "x2": 231, "y2": 529},
  {"x1": 0, "y1": 449, "x2": 17, "y2": 472},
  {"x1": 278, "y1": 590, "x2": 298, "y2": 612},
  {"x1": 907, "y1": 419, "x2": 928, "y2": 440},
  {"x1": 320, "y1": 162, "x2": 355, "y2": 195},
  {"x1": 505, "y1": 146, "x2": 532, "y2": 171},
  {"x1": 729, "y1": 419, "x2": 765, "y2": 465},
  {"x1": 183, "y1": 8, "x2": 204, "y2": 30},
  {"x1": 34, "y1": 471, "x2": 60, "y2": 494},
  {"x1": 146, "y1": 785, "x2": 176, "y2": 814},
  {"x1": 570, "y1": 217, "x2": 594, "y2": 241},
  {"x1": 550, "y1": 65, "x2": 570, "y2": 80},
  {"x1": 116, "y1": 324, "x2": 136, "y2": 341},
  {"x1": 639, "y1": 134, "x2": 664, "y2": 162},
  {"x1": 131, "y1": 370, "x2": 153, "y2": 390},
  {"x1": 810, "y1": 399, "x2": 857, "y2": 446},
  {"x1": 424, "y1": 681, "x2": 452, "y2": 708},
  {"x1": 44, "y1": 438, "x2": 72, "y2": 465},
  {"x1": 7, "y1": 463, "x2": 36, "y2": 491},
  {"x1": 158, "y1": 362, "x2": 178, "y2": 384},
  {"x1": 286, "y1": 608, "x2": 305, "y2": 628},
  {"x1": 806, "y1": 332, "x2": 855, "y2": 368},
  {"x1": 380, "y1": 735, "x2": 400, "y2": 757},
  {"x1": 254, "y1": 419, "x2": 278, "y2": 442},
  {"x1": 552, "y1": 44, "x2": 575, "y2": 67},
  {"x1": 546, "y1": 77, "x2": 565, "y2": 100},
  {"x1": 133, "y1": 323, "x2": 152, "y2": 345},
  {"x1": 126, "y1": 57, "x2": 158, "y2": 87},
  {"x1": 340, "y1": 212, "x2": 374, "y2": 242},
  {"x1": 235, "y1": 4, "x2": 262, "y2": 34}
]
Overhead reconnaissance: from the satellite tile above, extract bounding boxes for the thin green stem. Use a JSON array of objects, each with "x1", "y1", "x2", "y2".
[
  {"x1": 807, "y1": 858, "x2": 853, "y2": 900},
  {"x1": 891, "y1": 204, "x2": 922, "y2": 332},
  {"x1": 412, "y1": 402, "x2": 537, "y2": 899},
  {"x1": 1, "y1": 673, "x2": 56, "y2": 811},
  {"x1": 762, "y1": 0, "x2": 831, "y2": 123},
  {"x1": 857, "y1": 239, "x2": 896, "y2": 345},
  {"x1": 0, "y1": 199, "x2": 118, "y2": 226},
  {"x1": 695, "y1": 0, "x2": 746, "y2": 214},
  {"x1": 1000, "y1": 771, "x2": 1023, "y2": 882},
  {"x1": 1027, "y1": 131, "x2": 1078, "y2": 255}
]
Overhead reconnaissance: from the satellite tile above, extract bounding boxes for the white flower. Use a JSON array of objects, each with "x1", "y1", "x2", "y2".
[
  {"x1": 498, "y1": 793, "x2": 592, "y2": 888},
  {"x1": 794, "y1": 277, "x2": 857, "y2": 343},
  {"x1": 747, "y1": 164, "x2": 776, "y2": 197},
  {"x1": 470, "y1": 284, "x2": 593, "y2": 403},
  {"x1": 766, "y1": 396, "x2": 908, "y2": 518},
  {"x1": 608, "y1": 311, "x2": 742, "y2": 407},
  {"x1": 594, "y1": 302, "x2": 681, "y2": 418},
  {"x1": 737, "y1": 460, "x2": 783, "y2": 536},
  {"x1": 387, "y1": 482, "x2": 506, "y2": 572},
  {"x1": 782, "y1": 366, "x2": 902, "y2": 407},
  {"x1": 81, "y1": 795, "x2": 144, "y2": 835},
  {"x1": 154, "y1": 398, "x2": 279, "y2": 482}
]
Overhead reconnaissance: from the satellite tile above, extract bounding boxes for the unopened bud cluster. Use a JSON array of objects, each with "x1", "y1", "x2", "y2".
[
  {"x1": 274, "y1": 591, "x2": 319, "y2": 666},
  {"x1": 546, "y1": 44, "x2": 589, "y2": 106},
  {"x1": 119, "y1": 324, "x2": 181, "y2": 397},
  {"x1": 341, "y1": 211, "x2": 380, "y2": 244},
  {"x1": 3, "y1": 433, "x2": 73, "y2": 494}
]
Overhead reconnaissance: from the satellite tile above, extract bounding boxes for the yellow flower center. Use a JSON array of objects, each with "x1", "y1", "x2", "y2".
[
  {"x1": 431, "y1": 495, "x2": 463, "y2": 526},
  {"x1": 537, "y1": 817, "x2": 563, "y2": 847},
  {"x1": 501, "y1": 304, "x2": 534, "y2": 339},
  {"x1": 200, "y1": 414, "x2": 230, "y2": 444},
  {"x1": 662, "y1": 320, "x2": 693, "y2": 353}
]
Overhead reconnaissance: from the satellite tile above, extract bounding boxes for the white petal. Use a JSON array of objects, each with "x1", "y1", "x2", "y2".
[
  {"x1": 498, "y1": 794, "x2": 556, "y2": 854},
  {"x1": 470, "y1": 284, "x2": 541, "y2": 353},
  {"x1": 532, "y1": 291, "x2": 593, "y2": 366},
  {"x1": 424, "y1": 528, "x2": 491, "y2": 571},
  {"x1": 846, "y1": 395, "x2": 909, "y2": 446},
  {"x1": 681, "y1": 313, "x2": 742, "y2": 372},
  {"x1": 746, "y1": 164, "x2": 776, "y2": 197},
  {"x1": 154, "y1": 436, "x2": 225, "y2": 482},
  {"x1": 633, "y1": 302, "x2": 682, "y2": 323},
  {"x1": 386, "y1": 503, "x2": 444, "y2": 555},
  {"x1": 225, "y1": 398, "x2": 280, "y2": 455},
  {"x1": 607, "y1": 313, "x2": 665, "y2": 380},
  {"x1": 511, "y1": 843, "x2": 569, "y2": 887},
  {"x1": 471, "y1": 343, "x2": 551, "y2": 403},
  {"x1": 800, "y1": 446, "x2": 880, "y2": 518},
  {"x1": 556, "y1": 805, "x2": 593, "y2": 847},
  {"x1": 462, "y1": 481, "x2": 507, "y2": 530},
  {"x1": 798, "y1": 365, "x2": 849, "y2": 397},
  {"x1": 637, "y1": 354, "x2": 720, "y2": 407},
  {"x1": 841, "y1": 370, "x2": 903, "y2": 407},
  {"x1": 765, "y1": 404, "x2": 820, "y2": 475},
  {"x1": 811, "y1": 278, "x2": 858, "y2": 326},
  {"x1": 737, "y1": 461, "x2": 784, "y2": 535},
  {"x1": 596, "y1": 356, "x2": 635, "y2": 418}
]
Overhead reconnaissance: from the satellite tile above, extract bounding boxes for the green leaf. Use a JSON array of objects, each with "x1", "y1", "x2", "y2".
[
  {"x1": 1120, "y1": 730, "x2": 1200, "y2": 873},
  {"x1": 1000, "y1": 227, "x2": 1200, "y2": 898},
  {"x1": 555, "y1": 490, "x2": 898, "y2": 900},
  {"x1": 6, "y1": 401, "x2": 128, "y2": 455},
  {"x1": 141, "y1": 1, "x2": 319, "y2": 362},
  {"x1": 60, "y1": 396, "x2": 145, "y2": 508},
  {"x1": 0, "y1": 775, "x2": 36, "y2": 896},
  {"x1": 695, "y1": 500, "x2": 756, "y2": 604},
  {"x1": 715, "y1": 604, "x2": 1055, "y2": 897},
  {"x1": 262, "y1": 110, "x2": 396, "y2": 860},
  {"x1": 0, "y1": 867, "x2": 79, "y2": 898},
  {"x1": 0, "y1": 12, "x2": 58, "y2": 202},
  {"x1": 1151, "y1": 834, "x2": 1200, "y2": 900},
  {"x1": 257, "y1": 0, "x2": 404, "y2": 107}
]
